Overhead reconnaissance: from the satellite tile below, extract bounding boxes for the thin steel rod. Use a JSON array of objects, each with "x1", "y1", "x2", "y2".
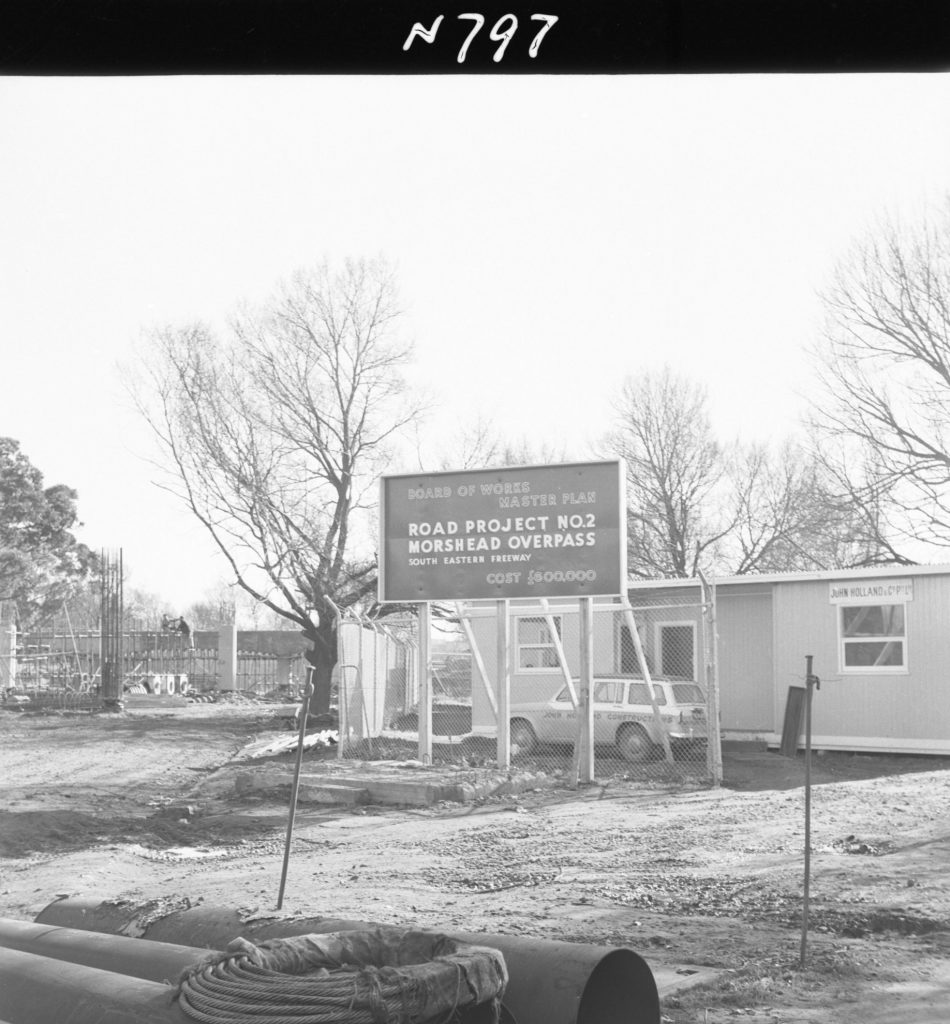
[
  {"x1": 277, "y1": 665, "x2": 314, "y2": 910},
  {"x1": 800, "y1": 653, "x2": 816, "y2": 967}
]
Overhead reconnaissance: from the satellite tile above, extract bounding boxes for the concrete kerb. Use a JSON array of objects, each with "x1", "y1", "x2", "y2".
[{"x1": 232, "y1": 762, "x2": 561, "y2": 808}]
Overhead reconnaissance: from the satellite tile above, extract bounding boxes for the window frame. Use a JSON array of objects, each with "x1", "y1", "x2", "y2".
[
  {"x1": 514, "y1": 614, "x2": 563, "y2": 672},
  {"x1": 653, "y1": 620, "x2": 698, "y2": 680},
  {"x1": 837, "y1": 601, "x2": 909, "y2": 675}
]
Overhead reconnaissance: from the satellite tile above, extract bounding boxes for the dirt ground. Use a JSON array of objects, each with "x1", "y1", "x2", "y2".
[{"x1": 1, "y1": 702, "x2": 949, "y2": 1023}]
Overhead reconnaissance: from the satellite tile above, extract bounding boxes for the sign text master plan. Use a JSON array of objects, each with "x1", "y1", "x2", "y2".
[{"x1": 379, "y1": 461, "x2": 626, "y2": 602}]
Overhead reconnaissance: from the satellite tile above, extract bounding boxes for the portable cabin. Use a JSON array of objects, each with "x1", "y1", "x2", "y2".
[
  {"x1": 628, "y1": 564, "x2": 950, "y2": 755},
  {"x1": 464, "y1": 564, "x2": 950, "y2": 756}
]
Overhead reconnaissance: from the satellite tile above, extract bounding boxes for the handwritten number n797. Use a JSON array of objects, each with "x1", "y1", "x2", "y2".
[{"x1": 403, "y1": 13, "x2": 559, "y2": 63}]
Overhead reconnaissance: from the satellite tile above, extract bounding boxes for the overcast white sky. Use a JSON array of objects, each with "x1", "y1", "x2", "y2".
[{"x1": 2, "y1": 74, "x2": 948, "y2": 609}]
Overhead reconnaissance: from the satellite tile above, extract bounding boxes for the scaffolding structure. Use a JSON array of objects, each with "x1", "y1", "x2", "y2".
[{"x1": 99, "y1": 549, "x2": 124, "y2": 708}]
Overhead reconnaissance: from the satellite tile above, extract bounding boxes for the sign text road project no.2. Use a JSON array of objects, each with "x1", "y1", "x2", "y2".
[{"x1": 379, "y1": 461, "x2": 626, "y2": 602}]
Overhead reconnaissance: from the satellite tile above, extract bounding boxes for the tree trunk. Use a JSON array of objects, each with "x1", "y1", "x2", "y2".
[{"x1": 303, "y1": 618, "x2": 337, "y2": 716}]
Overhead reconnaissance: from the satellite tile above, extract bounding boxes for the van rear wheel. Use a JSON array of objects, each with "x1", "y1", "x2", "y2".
[
  {"x1": 616, "y1": 723, "x2": 654, "y2": 763},
  {"x1": 510, "y1": 719, "x2": 538, "y2": 756}
]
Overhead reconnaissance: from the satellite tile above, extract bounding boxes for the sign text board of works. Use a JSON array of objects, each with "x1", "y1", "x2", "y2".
[{"x1": 379, "y1": 460, "x2": 626, "y2": 602}]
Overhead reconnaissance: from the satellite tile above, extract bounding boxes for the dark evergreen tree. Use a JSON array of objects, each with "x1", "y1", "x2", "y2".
[{"x1": 0, "y1": 437, "x2": 97, "y2": 627}]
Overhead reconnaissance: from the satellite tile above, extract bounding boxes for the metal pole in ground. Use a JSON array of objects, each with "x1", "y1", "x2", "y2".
[
  {"x1": 800, "y1": 654, "x2": 820, "y2": 966},
  {"x1": 419, "y1": 602, "x2": 433, "y2": 765},
  {"x1": 324, "y1": 598, "x2": 347, "y2": 756},
  {"x1": 495, "y1": 600, "x2": 510, "y2": 769},
  {"x1": 698, "y1": 571, "x2": 723, "y2": 785},
  {"x1": 277, "y1": 665, "x2": 314, "y2": 910},
  {"x1": 576, "y1": 596, "x2": 595, "y2": 784}
]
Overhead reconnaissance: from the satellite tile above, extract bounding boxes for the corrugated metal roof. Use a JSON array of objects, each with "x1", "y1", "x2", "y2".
[{"x1": 626, "y1": 563, "x2": 950, "y2": 590}]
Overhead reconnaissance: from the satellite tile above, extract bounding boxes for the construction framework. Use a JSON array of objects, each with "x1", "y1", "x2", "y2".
[{"x1": 99, "y1": 549, "x2": 124, "y2": 708}]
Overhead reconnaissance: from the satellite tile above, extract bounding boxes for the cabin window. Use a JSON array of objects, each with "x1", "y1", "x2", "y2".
[
  {"x1": 618, "y1": 621, "x2": 653, "y2": 674},
  {"x1": 839, "y1": 603, "x2": 906, "y2": 672},
  {"x1": 516, "y1": 615, "x2": 562, "y2": 670}
]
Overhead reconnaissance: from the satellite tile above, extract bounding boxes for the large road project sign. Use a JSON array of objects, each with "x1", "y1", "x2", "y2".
[{"x1": 379, "y1": 460, "x2": 626, "y2": 602}]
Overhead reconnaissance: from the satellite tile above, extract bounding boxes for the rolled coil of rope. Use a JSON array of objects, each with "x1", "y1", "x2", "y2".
[{"x1": 176, "y1": 927, "x2": 509, "y2": 1024}]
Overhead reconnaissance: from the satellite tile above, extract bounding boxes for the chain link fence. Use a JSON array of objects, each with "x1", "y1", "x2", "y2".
[
  {"x1": 334, "y1": 615, "x2": 419, "y2": 759},
  {"x1": 336, "y1": 583, "x2": 722, "y2": 785}
]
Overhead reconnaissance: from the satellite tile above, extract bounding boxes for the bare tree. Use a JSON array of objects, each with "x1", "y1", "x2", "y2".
[
  {"x1": 727, "y1": 439, "x2": 898, "y2": 573},
  {"x1": 181, "y1": 582, "x2": 300, "y2": 631},
  {"x1": 810, "y1": 200, "x2": 950, "y2": 557},
  {"x1": 123, "y1": 587, "x2": 169, "y2": 631},
  {"x1": 602, "y1": 369, "x2": 892, "y2": 579},
  {"x1": 411, "y1": 414, "x2": 570, "y2": 472},
  {"x1": 182, "y1": 582, "x2": 237, "y2": 631},
  {"x1": 603, "y1": 368, "x2": 735, "y2": 578},
  {"x1": 127, "y1": 258, "x2": 420, "y2": 711}
]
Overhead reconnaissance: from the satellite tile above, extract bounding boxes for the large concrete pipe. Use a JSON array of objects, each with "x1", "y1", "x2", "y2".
[
  {"x1": 37, "y1": 896, "x2": 660, "y2": 1024},
  {"x1": 453, "y1": 930, "x2": 655, "y2": 1024},
  {"x1": 0, "y1": 946, "x2": 191, "y2": 1024},
  {"x1": 0, "y1": 918, "x2": 212, "y2": 984}
]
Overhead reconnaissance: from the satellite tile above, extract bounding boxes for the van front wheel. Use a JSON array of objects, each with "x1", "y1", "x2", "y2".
[{"x1": 510, "y1": 719, "x2": 538, "y2": 756}]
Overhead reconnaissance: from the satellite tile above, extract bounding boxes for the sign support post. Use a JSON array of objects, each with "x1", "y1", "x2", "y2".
[
  {"x1": 496, "y1": 599, "x2": 511, "y2": 768},
  {"x1": 418, "y1": 602, "x2": 432, "y2": 765},
  {"x1": 577, "y1": 596, "x2": 595, "y2": 784}
]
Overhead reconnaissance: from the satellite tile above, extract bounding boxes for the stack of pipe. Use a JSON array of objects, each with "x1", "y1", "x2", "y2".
[{"x1": 0, "y1": 896, "x2": 660, "y2": 1024}]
